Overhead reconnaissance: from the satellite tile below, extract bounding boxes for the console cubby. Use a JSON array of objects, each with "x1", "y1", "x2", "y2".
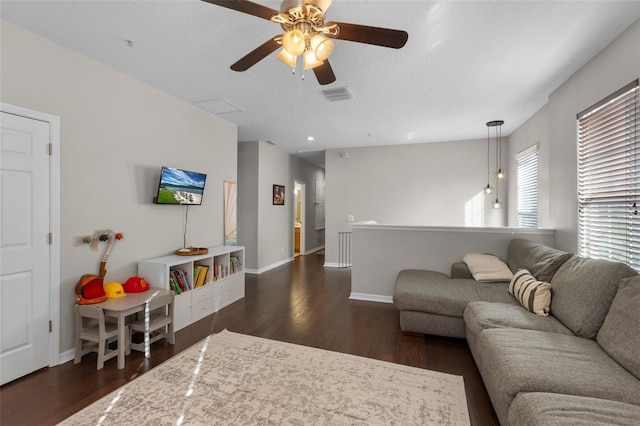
[{"x1": 138, "y1": 246, "x2": 245, "y2": 331}]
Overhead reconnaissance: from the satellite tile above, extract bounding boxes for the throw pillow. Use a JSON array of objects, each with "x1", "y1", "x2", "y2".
[
  {"x1": 597, "y1": 275, "x2": 640, "y2": 379},
  {"x1": 463, "y1": 253, "x2": 513, "y2": 282},
  {"x1": 508, "y1": 269, "x2": 552, "y2": 316}
]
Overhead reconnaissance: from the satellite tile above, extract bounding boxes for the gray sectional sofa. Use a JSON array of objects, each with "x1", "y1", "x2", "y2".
[{"x1": 393, "y1": 239, "x2": 640, "y2": 425}]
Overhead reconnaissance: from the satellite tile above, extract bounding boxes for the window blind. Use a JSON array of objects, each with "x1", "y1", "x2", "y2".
[
  {"x1": 517, "y1": 146, "x2": 538, "y2": 228},
  {"x1": 578, "y1": 79, "x2": 639, "y2": 270}
]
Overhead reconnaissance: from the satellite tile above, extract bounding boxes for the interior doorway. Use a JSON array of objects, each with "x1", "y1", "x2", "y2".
[
  {"x1": 1, "y1": 104, "x2": 60, "y2": 385},
  {"x1": 293, "y1": 181, "x2": 305, "y2": 257}
]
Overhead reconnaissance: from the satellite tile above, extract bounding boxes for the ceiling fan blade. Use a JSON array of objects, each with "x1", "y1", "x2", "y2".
[
  {"x1": 230, "y1": 37, "x2": 282, "y2": 71},
  {"x1": 313, "y1": 60, "x2": 336, "y2": 85},
  {"x1": 201, "y1": 0, "x2": 280, "y2": 21},
  {"x1": 305, "y1": 0, "x2": 332, "y2": 12},
  {"x1": 326, "y1": 21, "x2": 408, "y2": 49}
]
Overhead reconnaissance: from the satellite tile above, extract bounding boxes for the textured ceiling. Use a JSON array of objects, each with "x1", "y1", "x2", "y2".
[{"x1": 2, "y1": 1, "x2": 640, "y2": 168}]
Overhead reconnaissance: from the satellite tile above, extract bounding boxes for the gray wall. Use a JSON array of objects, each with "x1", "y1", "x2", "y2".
[
  {"x1": 1, "y1": 21, "x2": 237, "y2": 353},
  {"x1": 237, "y1": 143, "x2": 259, "y2": 271},
  {"x1": 325, "y1": 139, "x2": 509, "y2": 266},
  {"x1": 508, "y1": 19, "x2": 640, "y2": 252},
  {"x1": 238, "y1": 141, "x2": 325, "y2": 272}
]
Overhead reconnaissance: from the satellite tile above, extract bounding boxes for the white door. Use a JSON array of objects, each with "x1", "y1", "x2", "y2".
[{"x1": 0, "y1": 111, "x2": 51, "y2": 385}]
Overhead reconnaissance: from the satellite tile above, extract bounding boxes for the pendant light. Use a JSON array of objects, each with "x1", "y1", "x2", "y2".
[
  {"x1": 492, "y1": 172, "x2": 503, "y2": 209},
  {"x1": 483, "y1": 123, "x2": 493, "y2": 194},
  {"x1": 493, "y1": 120, "x2": 506, "y2": 180},
  {"x1": 486, "y1": 120, "x2": 504, "y2": 209}
]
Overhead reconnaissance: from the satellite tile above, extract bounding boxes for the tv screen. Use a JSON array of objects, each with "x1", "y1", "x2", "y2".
[{"x1": 155, "y1": 166, "x2": 207, "y2": 205}]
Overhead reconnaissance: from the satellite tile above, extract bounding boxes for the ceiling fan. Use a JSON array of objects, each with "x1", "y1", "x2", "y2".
[{"x1": 203, "y1": 0, "x2": 409, "y2": 85}]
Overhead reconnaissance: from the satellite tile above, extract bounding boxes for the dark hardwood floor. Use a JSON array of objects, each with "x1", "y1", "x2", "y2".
[{"x1": 0, "y1": 252, "x2": 498, "y2": 425}]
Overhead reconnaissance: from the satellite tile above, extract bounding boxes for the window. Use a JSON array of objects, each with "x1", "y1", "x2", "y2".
[
  {"x1": 464, "y1": 191, "x2": 485, "y2": 227},
  {"x1": 516, "y1": 146, "x2": 538, "y2": 228},
  {"x1": 578, "y1": 79, "x2": 639, "y2": 270}
]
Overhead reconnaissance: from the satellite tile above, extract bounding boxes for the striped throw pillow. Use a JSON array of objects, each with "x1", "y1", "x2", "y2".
[{"x1": 508, "y1": 269, "x2": 552, "y2": 316}]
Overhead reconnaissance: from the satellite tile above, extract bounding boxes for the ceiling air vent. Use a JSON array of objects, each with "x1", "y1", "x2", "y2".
[
  {"x1": 193, "y1": 98, "x2": 242, "y2": 114},
  {"x1": 321, "y1": 86, "x2": 354, "y2": 102}
]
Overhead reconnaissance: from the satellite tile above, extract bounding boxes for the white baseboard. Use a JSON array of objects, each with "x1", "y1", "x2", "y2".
[
  {"x1": 324, "y1": 262, "x2": 351, "y2": 268},
  {"x1": 349, "y1": 293, "x2": 393, "y2": 304},
  {"x1": 305, "y1": 245, "x2": 325, "y2": 255},
  {"x1": 245, "y1": 257, "x2": 294, "y2": 275},
  {"x1": 58, "y1": 348, "x2": 75, "y2": 365}
]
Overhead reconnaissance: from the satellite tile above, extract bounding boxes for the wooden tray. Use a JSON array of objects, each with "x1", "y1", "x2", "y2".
[{"x1": 175, "y1": 247, "x2": 209, "y2": 256}]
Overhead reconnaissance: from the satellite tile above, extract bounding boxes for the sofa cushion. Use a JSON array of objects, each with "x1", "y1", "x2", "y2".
[
  {"x1": 506, "y1": 239, "x2": 572, "y2": 282},
  {"x1": 462, "y1": 253, "x2": 513, "y2": 282},
  {"x1": 550, "y1": 257, "x2": 637, "y2": 339},
  {"x1": 464, "y1": 301, "x2": 573, "y2": 339},
  {"x1": 597, "y1": 275, "x2": 640, "y2": 379},
  {"x1": 508, "y1": 269, "x2": 552, "y2": 316},
  {"x1": 472, "y1": 328, "x2": 640, "y2": 424},
  {"x1": 393, "y1": 270, "x2": 517, "y2": 317},
  {"x1": 508, "y1": 392, "x2": 640, "y2": 426},
  {"x1": 450, "y1": 262, "x2": 473, "y2": 279}
]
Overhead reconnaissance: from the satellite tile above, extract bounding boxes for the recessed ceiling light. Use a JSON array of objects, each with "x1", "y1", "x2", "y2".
[{"x1": 306, "y1": 136, "x2": 315, "y2": 141}]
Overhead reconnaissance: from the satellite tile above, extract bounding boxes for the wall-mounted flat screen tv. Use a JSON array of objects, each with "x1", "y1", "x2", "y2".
[{"x1": 155, "y1": 166, "x2": 207, "y2": 205}]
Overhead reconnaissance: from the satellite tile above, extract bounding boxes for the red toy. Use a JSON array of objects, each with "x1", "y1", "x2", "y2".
[
  {"x1": 75, "y1": 274, "x2": 107, "y2": 304},
  {"x1": 123, "y1": 276, "x2": 150, "y2": 293}
]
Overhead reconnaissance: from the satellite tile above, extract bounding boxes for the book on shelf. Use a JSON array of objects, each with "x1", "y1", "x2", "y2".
[
  {"x1": 193, "y1": 265, "x2": 202, "y2": 287},
  {"x1": 169, "y1": 277, "x2": 181, "y2": 295},
  {"x1": 230, "y1": 255, "x2": 242, "y2": 273},
  {"x1": 171, "y1": 269, "x2": 191, "y2": 291},
  {"x1": 194, "y1": 265, "x2": 208, "y2": 287}
]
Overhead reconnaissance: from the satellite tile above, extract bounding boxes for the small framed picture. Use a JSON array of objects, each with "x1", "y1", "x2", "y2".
[{"x1": 273, "y1": 185, "x2": 285, "y2": 205}]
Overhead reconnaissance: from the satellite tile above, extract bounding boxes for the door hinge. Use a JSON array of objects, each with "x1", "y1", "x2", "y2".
[
  {"x1": 49, "y1": 320, "x2": 52, "y2": 333},
  {"x1": 48, "y1": 233, "x2": 53, "y2": 244},
  {"x1": 48, "y1": 143, "x2": 53, "y2": 156}
]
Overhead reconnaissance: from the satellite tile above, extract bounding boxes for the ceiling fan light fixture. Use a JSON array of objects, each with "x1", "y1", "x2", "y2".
[
  {"x1": 310, "y1": 34, "x2": 333, "y2": 61},
  {"x1": 282, "y1": 29, "x2": 306, "y2": 56},
  {"x1": 277, "y1": 48, "x2": 297, "y2": 69},
  {"x1": 303, "y1": 49, "x2": 324, "y2": 69}
]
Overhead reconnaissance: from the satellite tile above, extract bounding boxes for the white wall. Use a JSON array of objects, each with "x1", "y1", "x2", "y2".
[
  {"x1": 508, "y1": 19, "x2": 640, "y2": 252},
  {"x1": 237, "y1": 141, "x2": 325, "y2": 272},
  {"x1": 350, "y1": 224, "x2": 554, "y2": 301},
  {"x1": 325, "y1": 139, "x2": 509, "y2": 266},
  {"x1": 1, "y1": 21, "x2": 237, "y2": 353},
  {"x1": 258, "y1": 142, "x2": 293, "y2": 270},
  {"x1": 506, "y1": 104, "x2": 550, "y2": 228}
]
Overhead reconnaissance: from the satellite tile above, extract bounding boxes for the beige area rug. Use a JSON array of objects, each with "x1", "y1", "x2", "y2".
[{"x1": 59, "y1": 330, "x2": 470, "y2": 425}]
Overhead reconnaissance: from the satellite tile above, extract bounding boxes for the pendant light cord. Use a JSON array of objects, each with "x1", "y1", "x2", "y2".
[
  {"x1": 487, "y1": 125, "x2": 491, "y2": 182},
  {"x1": 498, "y1": 124, "x2": 502, "y2": 171}
]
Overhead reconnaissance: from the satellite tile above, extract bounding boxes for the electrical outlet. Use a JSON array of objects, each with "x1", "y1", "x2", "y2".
[
  {"x1": 281, "y1": 246, "x2": 285, "y2": 253},
  {"x1": 348, "y1": 215, "x2": 355, "y2": 222}
]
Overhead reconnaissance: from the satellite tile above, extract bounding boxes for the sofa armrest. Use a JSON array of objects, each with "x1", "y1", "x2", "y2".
[{"x1": 451, "y1": 262, "x2": 473, "y2": 279}]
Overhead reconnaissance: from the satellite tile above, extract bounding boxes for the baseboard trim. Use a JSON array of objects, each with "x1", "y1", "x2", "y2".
[
  {"x1": 245, "y1": 257, "x2": 294, "y2": 275},
  {"x1": 349, "y1": 293, "x2": 393, "y2": 304},
  {"x1": 323, "y1": 262, "x2": 352, "y2": 268},
  {"x1": 58, "y1": 348, "x2": 75, "y2": 365},
  {"x1": 305, "y1": 245, "x2": 325, "y2": 255}
]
